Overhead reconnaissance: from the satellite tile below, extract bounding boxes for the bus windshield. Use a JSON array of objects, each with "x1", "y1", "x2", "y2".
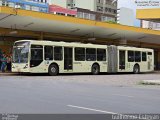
[{"x1": 12, "y1": 41, "x2": 30, "y2": 63}]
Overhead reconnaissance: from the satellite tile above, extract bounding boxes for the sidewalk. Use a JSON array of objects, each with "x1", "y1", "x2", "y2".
[
  {"x1": 0, "y1": 72, "x2": 18, "y2": 76},
  {"x1": 154, "y1": 71, "x2": 160, "y2": 73}
]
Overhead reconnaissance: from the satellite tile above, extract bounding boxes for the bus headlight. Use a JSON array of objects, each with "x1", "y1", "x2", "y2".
[{"x1": 12, "y1": 64, "x2": 15, "y2": 68}]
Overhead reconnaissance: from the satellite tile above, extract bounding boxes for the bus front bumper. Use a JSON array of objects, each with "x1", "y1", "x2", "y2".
[{"x1": 12, "y1": 63, "x2": 30, "y2": 73}]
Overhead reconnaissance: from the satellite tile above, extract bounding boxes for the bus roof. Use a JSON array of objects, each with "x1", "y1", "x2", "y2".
[
  {"x1": 15, "y1": 40, "x2": 108, "y2": 48},
  {"x1": 15, "y1": 40, "x2": 153, "y2": 51}
]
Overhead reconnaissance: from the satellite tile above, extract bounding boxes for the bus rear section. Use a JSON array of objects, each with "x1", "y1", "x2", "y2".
[{"x1": 107, "y1": 46, "x2": 154, "y2": 73}]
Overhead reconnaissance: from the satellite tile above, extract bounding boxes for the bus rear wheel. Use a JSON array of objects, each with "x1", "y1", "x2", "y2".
[
  {"x1": 133, "y1": 65, "x2": 140, "y2": 74},
  {"x1": 91, "y1": 64, "x2": 100, "y2": 75},
  {"x1": 48, "y1": 64, "x2": 59, "y2": 76}
]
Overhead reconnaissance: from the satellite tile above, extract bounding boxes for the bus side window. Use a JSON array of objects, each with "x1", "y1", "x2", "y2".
[
  {"x1": 135, "y1": 51, "x2": 141, "y2": 62},
  {"x1": 44, "y1": 46, "x2": 53, "y2": 60},
  {"x1": 31, "y1": 45, "x2": 43, "y2": 61},
  {"x1": 97, "y1": 49, "x2": 106, "y2": 61},
  {"x1": 148, "y1": 52, "x2": 152, "y2": 55},
  {"x1": 75, "y1": 47, "x2": 85, "y2": 61},
  {"x1": 128, "y1": 51, "x2": 134, "y2": 62},
  {"x1": 54, "y1": 46, "x2": 63, "y2": 61},
  {"x1": 86, "y1": 48, "x2": 96, "y2": 61},
  {"x1": 142, "y1": 52, "x2": 147, "y2": 61}
]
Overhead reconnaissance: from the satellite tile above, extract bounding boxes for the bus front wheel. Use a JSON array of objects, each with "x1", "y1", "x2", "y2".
[
  {"x1": 133, "y1": 65, "x2": 140, "y2": 74},
  {"x1": 91, "y1": 64, "x2": 100, "y2": 75},
  {"x1": 48, "y1": 64, "x2": 59, "y2": 76}
]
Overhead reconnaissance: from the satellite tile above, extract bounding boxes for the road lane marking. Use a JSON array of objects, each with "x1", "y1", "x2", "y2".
[
  {"x1": 112, "y1": 94, "x2": 134, "y2": 98},
  {"x1": 67, "y1": 105, "x2": 117, "y2": 114},
  {"x1": 67, "y1": 105, "x2": 139, "y2": 119}
]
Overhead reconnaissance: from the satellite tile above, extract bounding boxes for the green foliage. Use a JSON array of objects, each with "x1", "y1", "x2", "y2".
[{"x1": 105, "y1": 21, "x2": 120, "y2": 24}]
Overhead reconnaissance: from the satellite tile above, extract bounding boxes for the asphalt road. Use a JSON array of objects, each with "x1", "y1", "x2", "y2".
[{"x1": 0, "y1": 73, "x2": 160, "y2": 114}]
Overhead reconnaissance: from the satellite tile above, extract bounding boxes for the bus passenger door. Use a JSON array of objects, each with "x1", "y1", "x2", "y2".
[
  {"x1": 64, "y1": 47, "x2": 73, "y2": 71},
  {"x1": 30, "y1": 45, "x2": 45, "y2": 73},
  {"x1": 147, "y1": 52, "x2": 154, "y2": 71},
  {"x1": 119, "y1": 50, "x2": 126, "y2": 71},
  {"x1": 44, "y1": 46, "x2": 54, "y2": 72}
]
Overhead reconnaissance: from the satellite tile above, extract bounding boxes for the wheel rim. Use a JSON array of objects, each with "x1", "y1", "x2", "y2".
[
  {"x1": 134, "y1": 67, "x2": 139, "y2": 73},
  {"x1": 51, "y1": 67, "x2": 56, "y2": 73},
  {"x1": 93, "y1": 66, "x2": 98, "y2": 74}
]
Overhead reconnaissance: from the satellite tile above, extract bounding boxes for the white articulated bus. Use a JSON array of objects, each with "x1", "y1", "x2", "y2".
[{"x1": 12, "y1": 40, "x2": 154, "y2": 75}]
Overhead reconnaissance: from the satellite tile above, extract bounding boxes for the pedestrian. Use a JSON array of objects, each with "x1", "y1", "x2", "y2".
[
  {"x1": 0, "y1": 51, "x2": 2, "y2": 71},
  {"x1": 7, "y1": 55, "x2": 11, "y2": 71},
  {"x1": 0, "y1": 53, "x2": 7, "y2": 72}
]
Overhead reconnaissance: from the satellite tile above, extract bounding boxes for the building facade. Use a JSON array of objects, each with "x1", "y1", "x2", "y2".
[
  {"x1": 0, "y1": 0, "x2": 49, "y2": 12},
  {"x1": 52, "y1": 0, "x2": 117, "y2": 22},
  {"x1": 117, "y1": 7, "x2": 134, "y2": 26},
  {"x1": 75, "y1": 7, "x2": 116, "y2": 22},
  {"x1": 141, "y1": 20, "x2": 160, "y2": 30},
  {"x1": 49, "y1": 4, "x2": 77, "y2": 17}
]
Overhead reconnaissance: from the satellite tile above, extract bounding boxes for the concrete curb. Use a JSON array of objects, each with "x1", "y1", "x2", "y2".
[
  {"x1": 141, "y1": 80, "x2": 160, "y2": 85},
  {"x1": 0, "y1": 72, "x2": 18, "y2": 76}
]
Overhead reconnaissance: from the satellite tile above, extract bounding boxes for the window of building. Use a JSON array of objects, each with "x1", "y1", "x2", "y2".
[
  {"x1": 56, "y1": 13, "x2": 65, "y2": 16},
  {"x1": 113, "y1": 2, "x2": 117, "y2": 6},
  {"x1": 45, "y1": 46, "x2": 53, "y2": 60},
  {"x1": 142, "y1": 52, "x2": 147, "y2": 61},
  {"x1": 8, "y1": 2, "x2": 14, "y2": 7},
  {"x1": 101, "y1": 16, "x2": 107, "y2": 21},
  {"x1": 105, "y1": 0, "x2": 112, "y2": 4},
  {"x1": 77, "y1": 12, "x2": 83, "y2": 18},
  {"x1": 128, "y1": 51, "x2": 134, "y2": 62},
  {"x1": 97, "y1": 49, "x2": 106, "y2": 61},
  {"x1": 86, "y1": 48, "x2": 96, "y2": 61},
  {"x1": 113, "y1": 9, "x2": 117, "y2": 14},
  {"x1": 40, "y1": 7, "x2": 47, "y2": 12},
  {"x1": 105, "y1": 0, "x2": 108, "y2": 4},
  {"x1": 97, "y1": 0, "x2": 102, "y2": 3},
  {"x1": 75, "y1": 48, "x2": 85, "y2": 61},
  {"x1": 54, "y1": 46, "x2": 63, "y2": 61},
  {"x1": 97, "y1": 6, "x2": 103, "y2": 12},
  {"x1": 25, "y1": 5, "x2": 31, "y2": 10},
  {"x1": 2, "y1": 1, "x2": 6, "y2": 6},
  {"x1": 135, "y1": 51, "x2": 141, "y2": 62},
  {"x1": 156, "y1": 23, "x2": 160, "y2": 28},
  {"x1": 31, "y1": 6, "x2": 39, "y2": 12},
  {"x1": 67, "y1": 14, "x2": 75, "y2": 17},
  {"x1": 84, "y1": 13, "x2": 89, "y2": 19},
  {"x1": 105, "y1": 7, "x2": 108, "y2": 12},
  {"x1": 0, "y1": 1, "x2": 2, "y2": 6},
  {"x1": 107, "y1": 17, "x2": 111, "y2": 21},
  {"x1": 90, "y1": 14, "x2": 96, "y2": 20},
  {"x1": 107, "y1": 17, "x2": 115, "y2": 22}
]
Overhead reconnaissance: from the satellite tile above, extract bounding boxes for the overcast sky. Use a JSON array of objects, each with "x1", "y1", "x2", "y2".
[{"x1": 118, "y1": 0, "x2": 160, "y2": 27}]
